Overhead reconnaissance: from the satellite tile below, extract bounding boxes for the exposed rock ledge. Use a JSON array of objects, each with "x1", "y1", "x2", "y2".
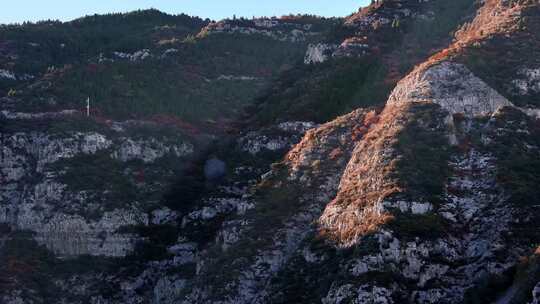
[
  {"x1": 521, "y1": 107, "x2": 540, "y2": 120},
  {"x1": 388, "y1": 61, "x2": 514, "y2": 116},
  {"x1": 34, "y1": 209, "x2": 147, "y2": 257},
  {"x1": 304, "y1": 43, "x2": 338, "y2": 64},
  {"x1": 112, "y1": 137, "x2": 194, "y2": 163},
  {"x1": 1, "y1": 109, "x2": 78, "y2": 120}
]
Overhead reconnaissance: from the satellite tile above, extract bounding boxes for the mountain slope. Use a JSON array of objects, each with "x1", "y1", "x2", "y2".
[
  {"x1": 250, "y1": 0, "x2": 477, "y2": 124},
  {"x1": 2, "y1": 1, "x2": 540, "y2": 303},
  {"x1": 0, "y1": 11, "x2": 336, "y2": 303},
  {"x1": 176, "y1": 1, "x2": 540, "y2": 302}
]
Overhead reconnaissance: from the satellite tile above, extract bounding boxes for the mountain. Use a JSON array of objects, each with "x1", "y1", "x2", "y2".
[{"x1": 1, "y1": 1, "x2": 540, "y2": 303}]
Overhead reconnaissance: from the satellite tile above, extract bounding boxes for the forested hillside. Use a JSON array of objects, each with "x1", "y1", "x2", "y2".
[
  {"x1": 2, "y1": 1, "x2": 540, "y2": 303},
  {"x1": 0, "y1": 10, "x2": 336, "y2": 123}
]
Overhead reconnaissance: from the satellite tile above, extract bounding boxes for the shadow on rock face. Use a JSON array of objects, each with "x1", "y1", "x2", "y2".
[{"x1": 204, "y1": 157, "x2": 226, "y2": 181}]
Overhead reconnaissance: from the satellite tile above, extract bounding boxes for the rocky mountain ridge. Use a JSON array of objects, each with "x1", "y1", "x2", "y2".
[{"x1": 1, "y1": 0, "x2": 540, "y2": 303}]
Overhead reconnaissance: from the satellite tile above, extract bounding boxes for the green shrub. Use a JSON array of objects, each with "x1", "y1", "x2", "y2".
[
  {"x1": 388, "y1": 213, "x2": 449, "y2": 240},
  {"x1": 394, "y1": 104, "x2": 452, "y2": 202}
]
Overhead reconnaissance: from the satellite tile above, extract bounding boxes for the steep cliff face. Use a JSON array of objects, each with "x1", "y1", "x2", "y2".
[
  {"x1": 1, "y1": 114, "x2": 195, "y2": 257},
  {"x1": 2, "y1": 1, "x2": 540, "y2": 303},
  {"x1": 177, "y1": 1, "x2": 539, "y2": 302},
  {"x1": 175, "y1": 111, "x2": 368, "y2": 303},
  {"x1": 437, "y1": 0, "x2": 540, "y2": 109},
  {"x1": 387, "y1": 61, "x2": 513, "y2": 116}
]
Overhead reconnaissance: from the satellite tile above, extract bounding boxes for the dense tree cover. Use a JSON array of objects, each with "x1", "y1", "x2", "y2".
[
  {"x1": 221, "y1": 14, "x2": 341, "y2": 32},
  {"x1": 249, "y1": 56, "x2": 390, "y2": 125},
  {"x1": 1, "y1": 10, "x2": 325, "y2": 123},
  {"x1": 394, "y1": 104, "x2": 452, "y2": 203},
  {"x1": 12, "y1": 33, "x2": 305, "y2": 121},
  {"x1": 250, "y1": 0, "x2": 477, "y2": 126},
  {"x1": 0, "y1": 10, "x2": 208, "y2": 73}
]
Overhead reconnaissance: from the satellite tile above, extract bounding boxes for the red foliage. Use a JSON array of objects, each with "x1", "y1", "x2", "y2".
[
  {"x1": 149, "y1": 114, "x2": 200, "y2": 134},
  {"x1": 351, "y1": 110, "x2": 380, "y2": 141},
  {"x1": 256, "y1": 68, "x2": 273, "y2": 77},
  {"x1": 6, "y1": 257, "x2": 35, "y2": 275},
  {"x1": 86, "y1": 63, "x2": 100, "y2": 73},
  {"x1": 134, "y1": 169, "x2": 145, "y2": 184},
  {"x1": 351, "y1": 125, "x2": 369, "y2": 141},
  {"x1": 363, "y1": 110, "x2": 380, "y2": 126},
  {"x1": 458, "y1": 137, "x2": 472, "y2": 153},
  {"x1": 427, "y1": 47, "x2": 455, "y2": 65},
  {"x1": 329, "y1": 147, "x2": 344, "y2": 160}
]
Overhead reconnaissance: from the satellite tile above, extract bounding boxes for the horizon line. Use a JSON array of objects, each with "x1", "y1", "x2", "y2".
[{"x1": 0, "y1": 6, "x2": 362, "y2": 26}]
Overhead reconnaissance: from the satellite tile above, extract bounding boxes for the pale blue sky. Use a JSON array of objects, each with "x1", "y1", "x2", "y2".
[{"x1": 1, "y1": 1, "x2": 369, "y2": 24}]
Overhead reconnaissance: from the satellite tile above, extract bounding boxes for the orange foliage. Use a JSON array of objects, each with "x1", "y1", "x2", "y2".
[
  {"x1": 329, "y1": 148, "x2": 343, "y2": 160},
  {"x1": 351, "y1": 110, "x2": 380, "y2": 141}
]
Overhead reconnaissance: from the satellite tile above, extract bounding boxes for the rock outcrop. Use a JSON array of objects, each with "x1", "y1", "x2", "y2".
[
  {"x1": 513, "y1": 68, "x2": 540, "y2": 95},
  {"x1": 388, "y1": 61, "x2": 513, "y2": 116},
  {"x1": 2, "y1": 0, "x2": 540, "y2": 303},
  {"x1": 304, "y1": 43, "x2": 338, "y2": 64},
  {"x1": 198, "y1": 18, "x2": 320, "y2": 43},
  {"x1": 1, "y1": 120, "x2": 194, "y2": 257}
]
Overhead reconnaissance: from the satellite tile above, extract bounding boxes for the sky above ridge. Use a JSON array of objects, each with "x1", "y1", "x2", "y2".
[{"x1": 1, "y1": 0, "x2": 370, "y2": 24}]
